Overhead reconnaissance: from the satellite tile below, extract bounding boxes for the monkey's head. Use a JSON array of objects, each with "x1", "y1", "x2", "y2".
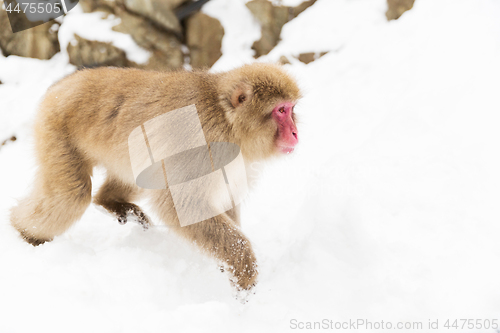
[{"x1": 219, "y1": 63, "x2": 302, "y2": 161}]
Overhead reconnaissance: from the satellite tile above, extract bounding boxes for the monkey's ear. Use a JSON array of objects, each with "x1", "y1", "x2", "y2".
[{"x1": 230, "y1": 83, "x2": 253, "y2": 108}]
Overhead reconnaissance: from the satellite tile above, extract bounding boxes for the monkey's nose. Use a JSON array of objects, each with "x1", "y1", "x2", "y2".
[{"x1": 289, "y1": 130, "x2": 298, "y2": 145}]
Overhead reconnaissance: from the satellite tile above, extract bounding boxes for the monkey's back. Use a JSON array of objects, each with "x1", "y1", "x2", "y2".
[{"x1": 35, "y1": 67, "x2": 203, "y2": 184}]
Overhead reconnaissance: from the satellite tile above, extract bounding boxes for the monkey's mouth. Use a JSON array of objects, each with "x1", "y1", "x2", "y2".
[{"x1": 278, "y1": 146, "x2": 295, "y2": 154}]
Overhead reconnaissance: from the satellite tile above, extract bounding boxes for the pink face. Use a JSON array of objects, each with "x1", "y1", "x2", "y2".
[{"x1": 272, "y1": 101, "x2": 298, "y2": 154}]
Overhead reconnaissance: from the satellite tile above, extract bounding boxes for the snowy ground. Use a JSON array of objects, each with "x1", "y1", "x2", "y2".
[{"x1": 1, "y1": 0, "x2": 500, "y2": 332}]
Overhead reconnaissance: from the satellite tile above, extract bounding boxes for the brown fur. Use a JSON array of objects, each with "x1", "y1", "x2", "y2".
[{"x1": 10, "y1": 63, "x2": 301, "y2": 291}]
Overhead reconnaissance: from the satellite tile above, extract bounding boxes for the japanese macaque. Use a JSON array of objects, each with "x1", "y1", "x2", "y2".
[{"x1": 10, "y1": 63, "x2": 301, "y2": 291}]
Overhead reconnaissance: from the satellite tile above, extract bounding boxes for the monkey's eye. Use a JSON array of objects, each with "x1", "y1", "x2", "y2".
[
  {"x1": 238, "y1": 95, "x2": 246, "y2": 104},
  {"x1": 278, "y1": 107, "x2": 285, "y2": 113}
]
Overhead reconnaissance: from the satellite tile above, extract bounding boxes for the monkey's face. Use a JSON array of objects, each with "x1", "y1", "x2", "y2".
[
  {"x1": 227, "y1": 96, "x2": 300, "y2": 161},
  {"x1": 220, "y1": 63, "x2": 302, "y2": 161},
  {"x1": 271, "y1": 101, "x2": 298, "y2": 154}
]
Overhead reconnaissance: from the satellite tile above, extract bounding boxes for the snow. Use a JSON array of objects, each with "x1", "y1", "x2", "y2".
[
  {"x1": 203, "y1": 0, "x2": 260, "y2": 70},
  {"x1": 2, "y1": 0, "x2": 500, "y2": 332},
  {"x1": 58, "y1": 6, "x2": 151, "y2": 64}
]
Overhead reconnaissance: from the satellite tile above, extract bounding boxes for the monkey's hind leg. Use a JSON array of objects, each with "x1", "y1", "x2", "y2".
[
  {"x1": 94, "y1": 177, "x2": 151, "y2": 230},
  {"x1": 10, "y1": 143, "x2": 93, "y2": 246}
]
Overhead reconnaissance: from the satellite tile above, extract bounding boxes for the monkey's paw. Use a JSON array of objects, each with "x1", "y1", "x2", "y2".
[
  {"x1": 114, "y1": 203, "x2": 151, "y2": 231},
  {"x1": 230, "y1": 272, "x2": 257, "y2": 304},
  {"x1": 18, "y1": 229, "x2": 51, "y2": 246},
  {"x1": 224, "y1": 257, "x2": 258, "y2": 302},
  {"x1": 233, "y1": 283, "x2": 257, "y2": 304}
]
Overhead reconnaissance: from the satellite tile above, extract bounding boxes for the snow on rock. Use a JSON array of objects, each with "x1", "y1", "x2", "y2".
[
  {"x1": 203, "y1": 0, "x2": 261, "y2": 71},
  {"x1": 58, "y1": 5, "x2": 151, "y2": 64}
]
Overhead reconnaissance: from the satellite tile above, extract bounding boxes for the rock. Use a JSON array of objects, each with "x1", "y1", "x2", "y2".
[
  {"x1": 186, "y1": 12, "x2": 223, "y2": 68},
  {"x1": 80, "y1": 0, "x2": 189, "y2": 34},
  {"x1": 175, "y1": 0, "x2": 211, "y2": 20},
  {"x1": 0, "y1": 8, "x2": 60, "y2": 59},
  {"x1": 298, "y1": 52, "x2": 315, "y2": 64},
  {"x1": 79, "y1": 0, "x2": 117, "y2": 14},
  {"x1": 278, "y1": 55, "x2": 290, "y2": 65},
  {"x1": 386, "y1": 0, "x2": 415, "y2": 20},
  {"x1": 291, "y1": 0, "x2": 316, "y2": 18},
  {"x1": 80, "y1": 0, "x2": 189, "y2": 15},
  {"x1": 139, "y1": 49, "x2": 184, "y2": 70},
  {"x1": 247, "y1": 0, "x2": 317, "y2": 58},
  {"x1": 246, "y1": 0, "x2": 290, "y2": 58},
  {"x1": 169, "y1": 0, "x2": 190, "y2": 8},
  {"x1": 1, "y1": 135, "x2": 17, "y2": 146},
  {"x1": 67, "y1": 34, "x2": 128, "y2": 67},
  {"x1": 112, "y1": 8, "x2": 183, "y2": 70},
  {"x1": 121, "y1": 0, "x2": 182, "y2": 34},
  {"x1": 80, "y1": 0, "x2": 185, "y2": 70},
  {"x1": 297, "y1": 51, "x2": 328, "y2": 64}
]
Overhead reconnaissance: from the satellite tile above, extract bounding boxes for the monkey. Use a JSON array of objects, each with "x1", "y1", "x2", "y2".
[{"x1": 10, "y1": 63, "x2": 301, "y2": 291}]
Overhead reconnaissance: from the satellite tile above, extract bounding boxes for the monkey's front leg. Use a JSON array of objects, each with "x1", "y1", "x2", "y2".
[
  {"x1": 150, "y1": 190, "x2": 257, "y2": 290},
  {"x1": 182, "y1": 214, "x2": 258, "y2": 291}
]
